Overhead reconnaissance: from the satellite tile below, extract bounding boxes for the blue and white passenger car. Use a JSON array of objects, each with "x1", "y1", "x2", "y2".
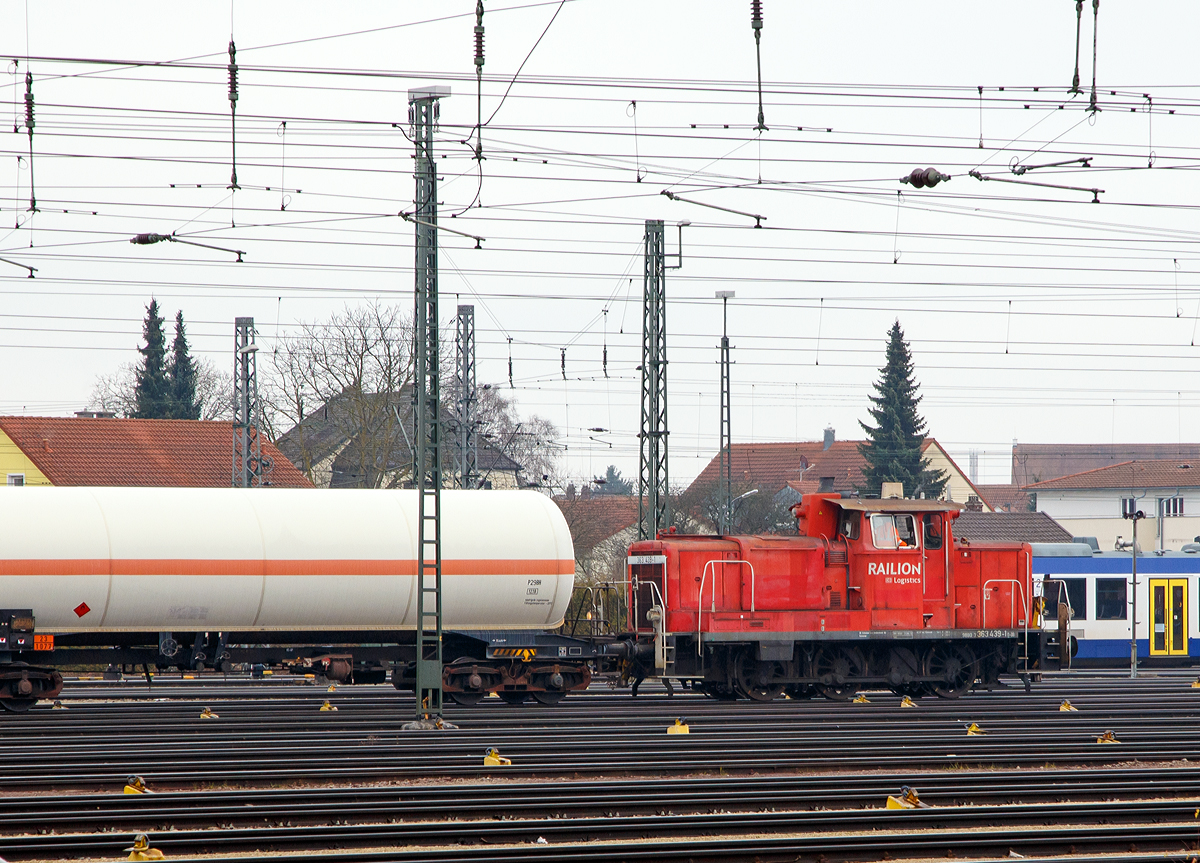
[{"x1": 1032, "y1": 543, "x2": 1200, "y2": 665}]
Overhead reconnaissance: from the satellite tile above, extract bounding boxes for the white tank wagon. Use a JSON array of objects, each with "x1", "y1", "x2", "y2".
[{"x1": 0, "y1": 487, "x2": 591, "y2": 711}]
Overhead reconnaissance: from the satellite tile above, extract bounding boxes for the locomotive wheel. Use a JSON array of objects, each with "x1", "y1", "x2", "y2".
[
  {"x1": 926, "y1": 644, "x2": 976, "y2": 698},
  {"x1": 698, "y1": 681, "x2": 739, "y2": 700},
  {"x1": 784, "y1": 684, "x2": 816, "y2": 700},
  {"x1": 0, "y1": 698, "x2": 36, "y2": 714},
  {"x1": 811, "y1": 646, "x2": 864, "y2": 701},
  {"x1": 733, "y1": 653, "x2": 785, "y2": 702},
  {"x1": 531, "y1": 690, "x2": 566, "y2": 706},
  {"x1": 886, "y1": 647, "x2": 924, "y2": 697},
  {"x1": 445, "y1": 690, "x2": 485, "y2": 706},
  {"x1": 498, "y1": 690, "x2": 528, "y2": 705}
]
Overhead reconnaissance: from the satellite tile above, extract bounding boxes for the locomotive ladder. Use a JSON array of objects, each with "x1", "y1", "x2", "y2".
[{"x1": 410, "y1": 87, "x2": 447, "y2": 722}]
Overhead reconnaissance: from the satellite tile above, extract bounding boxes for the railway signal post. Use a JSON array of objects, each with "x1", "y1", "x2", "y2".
[{"x1": 409, "y1": 86, "x2": 449, "y2": 724}]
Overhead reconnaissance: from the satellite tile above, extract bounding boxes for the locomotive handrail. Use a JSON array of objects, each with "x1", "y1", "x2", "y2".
[
  {"x1": 697, "y1": 559, "x2": 755, "y2": 653},
  {"x1": 984, "y1": 576, "x2": 1031, "y2": 672}
]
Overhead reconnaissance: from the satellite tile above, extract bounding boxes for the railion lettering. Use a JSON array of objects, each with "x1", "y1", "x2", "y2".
[{"x1": 867, "y1": 561, "x2": 923, "y2": 577}]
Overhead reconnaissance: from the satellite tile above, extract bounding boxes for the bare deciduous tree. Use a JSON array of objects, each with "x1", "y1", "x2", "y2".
[{"x1": 90, "y1": 359, "x2": 233, "y2": 421}]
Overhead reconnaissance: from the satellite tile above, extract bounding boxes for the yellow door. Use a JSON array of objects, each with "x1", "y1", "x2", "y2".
[{"x1": 1149, "y1": 578, "x2": 1188, "y2": 656}]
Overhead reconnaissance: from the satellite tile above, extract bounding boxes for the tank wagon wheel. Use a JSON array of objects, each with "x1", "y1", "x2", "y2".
[
  {"x1": 0, "y1": 698, "x2": 37, "y2": 714},
  {"x1": 926, "y1": 644, "x2": 977, "y2": 698},
  {"x1": 733, "y1": 653, "x2": 786, "y2": 703},
  {"x1": 531, "y1": 690, "x2": 566, "y2": 706},
  {"x1": 498, "y1": 691, "x2": 528, "y2": 705},
  {"x1": 811, "y1": 646, "x2": 865, "y2": 702},
  {"x1": 885, "y1": 647, "x2": 924, "y2": 698},
  {"x1": 445, "y1": 691, "x2": 485, "y2": 706}
]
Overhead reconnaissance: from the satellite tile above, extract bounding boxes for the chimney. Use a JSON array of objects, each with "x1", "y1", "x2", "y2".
[{"x1": 823, "y1": 427, "x2": 835, "y2": 450}]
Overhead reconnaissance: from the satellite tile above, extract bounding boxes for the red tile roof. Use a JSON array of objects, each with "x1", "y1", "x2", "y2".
[
  {"x1": 1025, "y1": 459, "x2": 1200, "y2": 491},
  {"x1": 975, "y1": 483, "x2": 1031, "y2": 512},
  {"x1": 554, "y1": 495, "x2": 639, "y2": 551},
  {"x1": 0, "y1": 416, "x2": 313, "y2": 488},
  {"x1": 690, "y1": 440, "x2": 870, "y2": 495}
]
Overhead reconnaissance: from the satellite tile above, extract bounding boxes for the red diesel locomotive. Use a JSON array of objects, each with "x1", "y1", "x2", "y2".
[{"x1": 623, "y1": 493, "x2": 1054, "y2": 700}]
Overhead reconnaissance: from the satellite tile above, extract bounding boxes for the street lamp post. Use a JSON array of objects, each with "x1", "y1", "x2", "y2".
[{"x1": 1123, "y1": 508, "x2": 1146, "y2": 679}]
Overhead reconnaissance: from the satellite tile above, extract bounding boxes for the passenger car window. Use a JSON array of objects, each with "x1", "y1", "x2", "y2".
[
  {"x1": 1095, "y1": 578, "x2": 1127, "y2": 620},
  {"x1": 1043, "y1": 577, "x2": 1088, "y2": 621}
]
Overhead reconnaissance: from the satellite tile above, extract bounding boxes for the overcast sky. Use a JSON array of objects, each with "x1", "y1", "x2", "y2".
[{"x1": 2, "y1": 1, "x2": 1199, "y2": 487}]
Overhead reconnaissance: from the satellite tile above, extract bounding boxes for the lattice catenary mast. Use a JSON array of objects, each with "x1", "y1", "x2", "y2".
[
  {"x1": 638, "y1": 219, "x2": 669, "y2": 540},
  {"x1": 232, "y1": 317, "x2": 267, "y2": 488},
  {"x1": 454, "y1": 304, "x2": 479, "y2": 489},
  {"x1": 409, "y1": 86, "x2": 449, "y2": 723}
]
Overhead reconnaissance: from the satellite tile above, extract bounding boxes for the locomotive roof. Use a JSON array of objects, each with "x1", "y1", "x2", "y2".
[{"x1": 826, "y1": 498, "x2": 964, "y2": 513}]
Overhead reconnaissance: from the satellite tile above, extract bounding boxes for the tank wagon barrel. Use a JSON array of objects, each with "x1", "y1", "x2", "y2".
[{"x1": 0, "y1": 486, "x2": 589, "y2": 711}]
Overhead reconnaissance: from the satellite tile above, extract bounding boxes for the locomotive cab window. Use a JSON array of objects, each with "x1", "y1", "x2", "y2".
[
  {"x1": 870, "y1": 514, "x2": 919, "y2": 550},
  {"x1": 922, "y1": 514, "x2": 943, "y2": 550},
  {"x1": 838, "y1": 510, "x2": 861, "y2": 540}
]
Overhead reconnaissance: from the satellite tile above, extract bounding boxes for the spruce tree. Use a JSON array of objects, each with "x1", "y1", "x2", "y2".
[
  {"x1": 132, "y1": 299, "x2": 171, "y2": 419},
  {"x1": 167, "y1": 311, "x2": 201, "y2": 420},
  {"x1": 857, "y1": 320, "x2": 948, "y2": 498}
]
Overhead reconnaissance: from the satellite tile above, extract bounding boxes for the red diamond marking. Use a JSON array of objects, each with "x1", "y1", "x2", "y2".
[{"x1": 74, "y1": 602, "x2": 91, "y2": 618}]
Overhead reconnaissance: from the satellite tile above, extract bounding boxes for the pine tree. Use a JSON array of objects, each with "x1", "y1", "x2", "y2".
[
  {"x1": 167, "y1": 311, "x2": 201, "y2": 420},
  {"x1": 857, "y1": 320, "x2": 948, "y2": 498},
  {"x1": 132, "y1": 299, "x2": 171, "y2": 419}
]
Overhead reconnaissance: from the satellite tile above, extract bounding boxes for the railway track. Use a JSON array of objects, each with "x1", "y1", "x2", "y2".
[{"x1": 3, "y1": 672, "x2": 1199, "y2": 862}]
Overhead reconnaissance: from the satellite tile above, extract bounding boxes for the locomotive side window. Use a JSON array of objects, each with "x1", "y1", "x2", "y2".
[
  {"x1": 922, "y1": 514, "x2": 943, "y2": 550},
  {"x1": 869, "y1": 514, "x2": 919, "y2": 550},
  {"x1": 839, "y1": 511, "x2": 860, "y2": 540},
  {"x1": 1095, "y1": 578, "x2": 1128, "y2": 620}
]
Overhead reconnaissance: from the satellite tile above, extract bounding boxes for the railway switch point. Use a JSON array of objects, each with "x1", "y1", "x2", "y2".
[
  {"x1": 484, "y1": 747, "x2": 512, "y2": 766},
  {"x1": 123, "y1": 776, "x2": 151, "y2": 795},
  {"x1": 667, "y1": 717, "x2": 689, "y2": 734},
  {"x1": 900, "y1": 696, "x2": 917, "y2": 708},
  {"x1": 852, "y1": 694, "x2": 871, "y2": 703},
  {"x1": 886, "y1": 786, "x2": 930, "y2": 809},
  {"x1": 1059, "y1": 699, "x2": 1078, "y2": 711},
  {"x1": 125, "y1": 833, "x2": 165, "y2": 861},
  {"x1": 198, "y1": 707, "x2": 218, "y2": 719},
  {"x1": 319, "y1": 700, "x2": 337, "y2": 712},
  {"x1": 966, "y1": 723, "x2": 986, "y2": 736},
  {"x1": 1097, "y1": 730, "x2": 1120, "y2": 743}
]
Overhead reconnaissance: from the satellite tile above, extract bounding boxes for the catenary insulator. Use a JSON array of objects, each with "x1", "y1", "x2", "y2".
[
  {"x1": 900, "y1": 167, "x2": 951, "y2": 188},
  {"x1": 228, "y1": 41, "x2": 238, "y2": 106},
  {"x1": 474, "y1": 0, "x2": 485, "y2": 67},
  {"x1": 24, "y1": 71, "x2": 33, "y2": 131},
  {"x1": 751, "y1": 0, "x2": 763, "y2": 30}
]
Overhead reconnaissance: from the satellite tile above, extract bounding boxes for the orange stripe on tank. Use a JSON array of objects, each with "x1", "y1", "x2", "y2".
[{"x1": 0, "y1": 559, "x2": 574, "y2": 576}]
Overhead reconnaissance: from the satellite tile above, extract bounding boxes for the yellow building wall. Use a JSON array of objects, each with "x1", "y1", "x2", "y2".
[
  {"x1": 0, "y1": 430, "x2": 51, "y2": 485},
  {"x1": 925, "y1": 443, "x2": 991, "y2": 511}
]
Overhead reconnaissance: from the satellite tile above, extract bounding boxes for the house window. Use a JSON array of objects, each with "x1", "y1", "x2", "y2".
[
  {"x1": 1120, "y1": 498, "x2": 1138, "y2": 517},
  {"x1": 1160, "y1": 497, "x2": 1184, "y2": 517},
  {"x1": 1095, "y1": 578, "x2": 1127, "y2": 620},
  {"x1": 6, "y1": 474, "x2": 24, "y2": 486}
]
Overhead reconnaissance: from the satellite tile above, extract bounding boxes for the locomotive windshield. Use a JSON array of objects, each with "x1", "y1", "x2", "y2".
[{"x1": 870, "y1": 514, "x2": 918, "y2": 549}]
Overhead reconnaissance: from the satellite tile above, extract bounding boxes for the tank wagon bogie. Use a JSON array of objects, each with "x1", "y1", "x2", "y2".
[{"x1": 622, "y1": 493, "x2": 1054, "y2": 701}]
